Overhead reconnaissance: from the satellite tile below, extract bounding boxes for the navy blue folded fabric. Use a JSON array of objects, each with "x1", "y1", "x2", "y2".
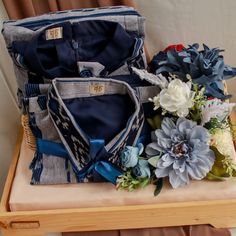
[
  {"x1": 64, "y1": 94, "x2": 135, "y2": 144},
  {"x1": 12, "y1": 20, "x2": 144, "y2": 79}
]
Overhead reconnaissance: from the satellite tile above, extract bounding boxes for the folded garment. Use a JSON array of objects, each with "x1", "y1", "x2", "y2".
[
  {"x1": 25, "y1": 76, "x2": 159, "y2": 185},
  {"x1": 2, "y1": 6, "x2": 146, "y2": 99}
]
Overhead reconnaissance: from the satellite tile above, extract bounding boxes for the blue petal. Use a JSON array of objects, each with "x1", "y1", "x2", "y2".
[
  {"x1": 161, "y1": 117, "x2": 176, "y2": 136},
  {"x1": 171, "y1": 130, "x2": 183, "y2": 143},
  {"x1": 155, "y1": 166, "x2": 170, "y2": 178},
  {"x1": 139, "y1": 159, "x2": 149, "y2": 167},
  {"x1": 169, "y1": 170, "x2": 187, "y2": 188},
  {"x1": 145, "y1": 142, "x2": 163, "y2": 156},
  {"x1": 173, "y1": 159, "x2": 186, "y2": 172},
  {"x1": 120, "y1": 146, "x2": 139, "y2": 168},
  {"x1": 137, "y1": 143, "x2": 144, "y2": 155},
  {"x1": 177, "y1": 118, "x2": 196, "y2": 137},
  {"x1": 189, "y1": 126, "x2": 210, "y2": 143},
  {"x1": 133, "y1": 160, "x2": 151, "y2": 178},
  {"x1": 186, "y1": 165, "x2": 203, "y2": 180},
  {"x1": 178, "y1": 169, "x2": 189, "y2": 184},
  {"x1": 158, "y1": 154, "x2": 174, "y2": 167},
  {"x1": 155, "y1": 130, "x2": 172, "y2": 149}
]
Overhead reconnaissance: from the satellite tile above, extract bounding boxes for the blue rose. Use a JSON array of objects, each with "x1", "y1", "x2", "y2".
[
  {"x1": 121, "y1": 144, "x2": 144, "y2": 168},
  {"x1": 132, "y1": 160, "x2": 151, "y2": 179}
]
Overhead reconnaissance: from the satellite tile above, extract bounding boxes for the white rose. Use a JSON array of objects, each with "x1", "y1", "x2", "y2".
[{"x1": 158, "y1": 79, "x2": 195, "y2": 117}]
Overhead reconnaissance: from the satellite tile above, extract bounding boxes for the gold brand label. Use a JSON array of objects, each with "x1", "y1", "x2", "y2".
[
  {"x1": 89, "y1": 84, "x2": 105, "y2": 95},
  {"x1": 46, "y1": 27, "x2": 63, "y2": 40}
]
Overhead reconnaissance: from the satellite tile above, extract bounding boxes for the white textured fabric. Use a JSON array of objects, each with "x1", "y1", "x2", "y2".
[
  {"x1": 0, "y1": 69, "x2": 20, "y2": 195},
  {"x1": 135, "y1": 0, "x2": 236, "y2": 101},
  {"x1": 230, "y1": 229, "x2": 236, "y2": 236},
  {"x1": 0, "y1": 0, "x2": 20, "y2": 196},
  {"x1": 0, "y1": 2, "x2": 18, "y2": 101}
]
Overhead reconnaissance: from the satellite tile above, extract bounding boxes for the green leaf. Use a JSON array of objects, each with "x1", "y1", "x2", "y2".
[
  {"x1": 139, "y1": 177, "x2": 150, "y2": 188},
  {"x1": 132, "y1": 180, "x2": 140, "y2": 185},
  {"x1": 148, "y1": 155, "x2": 160, "y2": 167},
  {"x1": 153, "y1": 115, "x2": 162, "y2": 129},
  {"x1": 116, "y1": 171, "x2": 151, "y2": 192},
  {"x1": 208, "y1": 146, "x2": 232, "y2": 178},
  {"x1": 147, "y1": 118, "x2": 155, "y2": 130},
  {"x1": 233, "y1": 169, "x2": 236, "y2": 177},
  {"x1": 206, "y1": 172, "x2": 226, "y2": 181},
  {"x1": 154, "y1": 178, "x2": 163, "y2": 196},
  {"x1": 147, "y1": 115, "x2": 162, "y2": 130},
  {"x1": 128, "y1": 185, "x2": 134, "y2": 192}
]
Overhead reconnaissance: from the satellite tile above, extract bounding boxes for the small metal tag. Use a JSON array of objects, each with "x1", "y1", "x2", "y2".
[{"x1": 46, "y1": 27, "x2": 63, "y2": 40}]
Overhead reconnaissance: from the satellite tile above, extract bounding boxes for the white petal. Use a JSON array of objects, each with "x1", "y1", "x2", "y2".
[{"x1": 177, "y1": 108, "x2": 189, "y2": 117}]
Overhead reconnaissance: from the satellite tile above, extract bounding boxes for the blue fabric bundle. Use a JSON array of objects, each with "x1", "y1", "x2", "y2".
[{"x1": 2, "y1": 7, "x2": 160, "y2": 185}]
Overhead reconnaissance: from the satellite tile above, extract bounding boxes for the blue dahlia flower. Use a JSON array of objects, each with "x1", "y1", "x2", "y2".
[
  {"x1": 150, "y1": 43, "x2": 236, "y2": 100},
  {"x1": 146, "y1": 117, "x2": 215, "y2": 188}
]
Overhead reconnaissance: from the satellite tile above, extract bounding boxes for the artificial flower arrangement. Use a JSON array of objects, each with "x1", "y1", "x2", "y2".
[{"x1": 116, "y1": 43, "x2": 236, "y2": 195}]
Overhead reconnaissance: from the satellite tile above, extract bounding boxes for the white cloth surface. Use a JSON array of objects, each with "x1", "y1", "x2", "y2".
[{"x1": 9, "y1": 136, "x2": 236, "y2": 212}]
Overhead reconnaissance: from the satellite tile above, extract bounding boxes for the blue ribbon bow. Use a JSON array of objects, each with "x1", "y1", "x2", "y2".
[
  {"x1": 37, "y1": 138, "x2": 123, "y2": 185},
  {"x1": 76, "y1": 139, "x2": 123, "y2": 184}
]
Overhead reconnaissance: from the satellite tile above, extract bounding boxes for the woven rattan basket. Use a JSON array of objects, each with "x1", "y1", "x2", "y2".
[{"x1": 21, "y1": 114, "x2": 36, "y2": 151}]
